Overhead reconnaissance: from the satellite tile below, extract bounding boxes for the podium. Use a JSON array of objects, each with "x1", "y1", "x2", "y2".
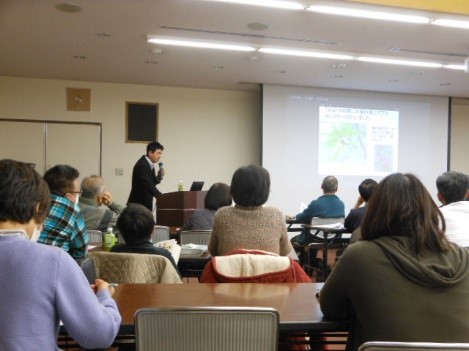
[{"x1": 156, "y1": 191, "x2": 207, "y2": 227}]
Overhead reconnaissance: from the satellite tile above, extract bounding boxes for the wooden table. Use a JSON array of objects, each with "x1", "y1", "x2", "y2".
[
  {"x1": 59, "y1": 283, "x2": 349, "y2": 349},
  {"x1": 113, "y1": 282, "x2": 348, "y2": 334}
]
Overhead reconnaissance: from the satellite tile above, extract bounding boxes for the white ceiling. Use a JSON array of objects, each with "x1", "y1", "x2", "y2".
[{"x1": 2, "y1": 0, "x2": 469, "y2": 98}]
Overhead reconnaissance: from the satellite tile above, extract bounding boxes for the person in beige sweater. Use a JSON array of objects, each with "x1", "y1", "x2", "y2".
[{"x1": 208, "y1": 164, "x2": 292, "y2": 256}]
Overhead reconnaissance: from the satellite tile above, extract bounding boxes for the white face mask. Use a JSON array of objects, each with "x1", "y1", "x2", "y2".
[
  {"x1": 75, "y1": 194, "x2": 80, "y2": 205},
  {"x1": 30, "y1": 226, "x2": 42, "y2": 242}
]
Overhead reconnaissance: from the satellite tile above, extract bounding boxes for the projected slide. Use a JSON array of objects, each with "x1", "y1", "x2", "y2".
[{"x1": 318, "y1": 106, "x2": 399, "y2": 176}]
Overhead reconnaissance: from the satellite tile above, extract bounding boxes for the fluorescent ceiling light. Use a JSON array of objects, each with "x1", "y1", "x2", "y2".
[
  {"x1": 432, "y1": 19, "x2": 469, "y2": 29},
  {"x1": 444, "y1": 64, "x2": 466, "y2": 70},
  {"x1": 204, "y1": 0, "x2": 304, "y2": 10},
  {"x1": 148, "y1": 38, "x2": 256, "y2": 52},
  {"x1": 259, "y1": 47, "x2": 353, "y2": 60},
  {"x1": 357, "y1": 57, "x2": 443, "y2": 68},
  {"x1": 307, "y1": 5, "x2": 430, "y2": 24},
  {"x1": 147, "y1": 35, "x2": 465, "y2": 71}
]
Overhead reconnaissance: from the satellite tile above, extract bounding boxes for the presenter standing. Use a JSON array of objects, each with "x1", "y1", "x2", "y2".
[{"x1": 127, "y1": 141, "x2": 165, "y2": 211}]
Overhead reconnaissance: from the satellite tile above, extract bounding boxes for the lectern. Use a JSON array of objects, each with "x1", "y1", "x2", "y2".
[{"x1": 156, "y1": 191, "x2": 207, "y2": 227}]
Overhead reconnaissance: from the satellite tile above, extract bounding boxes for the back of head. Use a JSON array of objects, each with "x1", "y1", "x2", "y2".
[
  {"x1": 321, "y1": 175, "x2": 338, "y2": 194},
  {"x1": 117, "y1": 203, "x2": 155, "y2": 245},
  {"x1": 146, "y1": 141, "x2": 164, "y2": 155},
  {"x1": 358, "y1": 178, "x2": 378, "y2": 202},
  {"x1": 230, "y1": 164, "x2": 270, "y2": 207},
  {"x1": 81, "y1": 175, "x2": 105, "y2": 199},
  {"x1": 436, "y1": 171, "x2": 468, "y2": 204},
  {"x1": 43, "y1": 164, "x2": 79, "y2": 196},
  {"x1": 204, "y1": 182, "x2": 232, "y2": 211},
  {"x1": 0, "y1": 159, "x2": 50, "y2": 224},
  {"x1": 361, "y1": 172, "x2": 447, "y2": 253}
]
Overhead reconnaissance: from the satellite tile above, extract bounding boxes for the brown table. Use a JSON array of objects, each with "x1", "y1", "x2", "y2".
[
  {"x1": 60, "y1": 283, "x2": 349, "y2": 349},
  {"x1": 113, "y1": 282, "x2": 348, "y2": 334}
]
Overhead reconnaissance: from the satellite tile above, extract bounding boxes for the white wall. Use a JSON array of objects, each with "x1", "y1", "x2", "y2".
[
  {"x1": 451, "y1": 103, "x2": 469, "y2": 174},
  {"x1": 0, "y1": 76, "x2": 261, "y2": 205}
]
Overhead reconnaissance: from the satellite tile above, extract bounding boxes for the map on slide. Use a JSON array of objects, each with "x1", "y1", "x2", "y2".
[{"x1": 318, "y1": 106, "x2": 399, "y2": 176}]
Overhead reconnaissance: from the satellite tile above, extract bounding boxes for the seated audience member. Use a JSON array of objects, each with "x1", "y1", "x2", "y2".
[
  {"x1": 111, "y1": 203, "x2": 179, "y2": 271},
  {"x1": 290, "y1": 175, "x2": 345, "y2": 246},
  {"x1": 0, "y1": 159, "x2": 121, "y2": 350},
  {"x1": 79, "y1": 175, "x2": 124, "y2": 232},
  {"x1": 289, "y1": 175, "x2": 345, "y2": 268},
  {"x1": 344, "y1": 178, "x2": 378, "y2": 242},
  {"x1": 319, "y1": 173, "x2": 469, "y2": 351},
  {"x1": 436, "y1": 171, "x2": 469, "y2": 247},
  {"x1": 208, "y1": 164, "x2": 292, "y2": 256},
  {"x1": 38, "y1": 164, "x2": 88, "y2": 261},
  {"x1": 182, "y1": 182, "x2": 232, "y2": 230}
]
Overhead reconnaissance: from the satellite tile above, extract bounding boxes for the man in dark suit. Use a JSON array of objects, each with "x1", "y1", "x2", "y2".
[{"x1": 127, "y1": 141, "x2": 165, "y2": 211}]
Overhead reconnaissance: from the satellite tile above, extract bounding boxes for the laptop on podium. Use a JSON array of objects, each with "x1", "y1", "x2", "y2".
[{"x1": 189, "y1": 181, "x2": 204, "y2": 191}]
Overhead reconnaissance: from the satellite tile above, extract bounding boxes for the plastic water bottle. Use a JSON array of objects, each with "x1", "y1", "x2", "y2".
[
  {"x1": 178, "y1": 180, "x2": 184, "y2": 191},
  {"x1": 103, "y1": 227, "x2": 116, "y2": 251}
]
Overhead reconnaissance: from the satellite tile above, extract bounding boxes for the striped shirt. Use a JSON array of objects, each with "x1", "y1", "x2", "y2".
[{"x1": 38, "y1": 194, "x2": 88, "y2": 259}]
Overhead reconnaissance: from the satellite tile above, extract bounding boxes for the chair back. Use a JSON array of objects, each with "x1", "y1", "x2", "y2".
[
  {"x1": 88, "y1": 252, "x2": 182, "y2": 284},
  {"x1": 200, "y1": 249, "x2": 311, "y2": 283},
  {"x1": 180, "y1": 230, "x2": 211, "y2": 245},
  {"x1": 151, "y1": 225, "x2": 170, "y2": 243},
  {"x1": 135, "y1": 306, "x2": 279, "y2": 351},
  {"x1": 359, "y1": 342, "x2": 469, "y2": 351},
  {"x1": 87, "y1": 229, "x2": 103, "y2": 244}
]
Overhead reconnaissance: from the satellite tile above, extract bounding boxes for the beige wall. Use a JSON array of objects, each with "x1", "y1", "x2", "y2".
[
  {"x1": 450, "y1": 103, "x2": 469, "y2": 174},
  {"x1": 0, "y1": 76, "x2": 261, "y2": 205}
]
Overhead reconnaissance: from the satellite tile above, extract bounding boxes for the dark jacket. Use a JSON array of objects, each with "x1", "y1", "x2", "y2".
[
  {"x1": 182, "y1": 208, "x2": 215, "y2": 231},
  {"x1": 127, "y1": 156, "x2": 162, "y2": 211},
  {"x1": 344, "y1": 206, "x2": 367, "y2": 233}
]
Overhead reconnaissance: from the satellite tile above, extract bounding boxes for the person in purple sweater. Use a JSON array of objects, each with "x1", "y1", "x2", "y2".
[{"x1": 0, "y1": 159, "x2": 121, "y2": 350}]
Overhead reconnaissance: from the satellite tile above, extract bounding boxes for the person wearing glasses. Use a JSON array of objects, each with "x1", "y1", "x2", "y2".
[{"x1": 38, "y1": 164, "x2": 88, "y2": 262}]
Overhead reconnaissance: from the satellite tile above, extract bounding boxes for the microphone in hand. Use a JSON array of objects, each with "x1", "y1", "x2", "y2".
[{"x1": 158, "y1": 162, "x2": 164, "y2": 180}]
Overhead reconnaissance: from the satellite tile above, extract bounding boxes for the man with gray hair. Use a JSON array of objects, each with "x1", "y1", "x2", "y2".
[
  {"x1": 436, "y1": 171, "x2": 469, "y2": 247},
  {"x1": 290, "y1": 175, "x2": 345, "y2": 243},
  {"x1": 289, "y1": 175, "x2": 345, "y2": 269},
  {"x1": 79, "y1": 175, "x2": 125, "y2": 232}
]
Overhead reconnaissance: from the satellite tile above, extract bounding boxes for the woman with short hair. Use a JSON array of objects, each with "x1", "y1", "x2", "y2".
[
  {"x1": 182, "y1": 182, "x2": 232, "y2": 230},
  {"x1": 208, "y1": 164, "x2": 292, "y2": 256}
]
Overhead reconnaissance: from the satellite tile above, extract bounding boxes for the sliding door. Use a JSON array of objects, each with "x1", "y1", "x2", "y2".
[
  {"x1": 46, "y1": 123, "x2": 101, "y2": 177},
  {"x1": 0, "y1": 119, "x2": 101, "y2": 177}
]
